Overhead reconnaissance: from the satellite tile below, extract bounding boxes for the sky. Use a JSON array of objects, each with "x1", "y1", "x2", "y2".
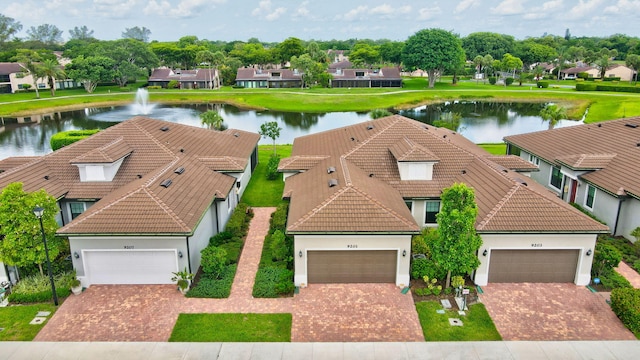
[{"x1": 4, "y1": 0, "x2": 640, "y2": 43}]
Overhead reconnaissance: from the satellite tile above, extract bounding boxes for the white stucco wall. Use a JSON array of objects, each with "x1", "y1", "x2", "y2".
[
  {"x1": 294, "y1": 234, "x2": 412, "y2": 288},
  {"x1": 0, "y1": 262, "x2": 8, "y2": 283},
  {"x1": 217, "y1": 189, "x2": 236, "y2": 232},
  {"x1": 474, "y1": 233, "x2": 597, "y2": 286},
  {"x1": 188, "y1": 204, "x2": 217, "y2": 273},
  {"x1": 617, "y1": 196, "x2": 640, "y2": 242}
]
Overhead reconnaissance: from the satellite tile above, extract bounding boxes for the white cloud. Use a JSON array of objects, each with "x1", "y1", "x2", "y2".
[
  {"x1": 417, "y1": 6, "x2": 442, "y2": 20},
  {"x1": 569, "y1": 0, "x2": 604, "y2": 18},
  {"x1": 454, "y1": 0, "x2": 480, "y2": 14},
  {"x1": 604, "y1": 0, "x2": 640, "y2": 14},
  {"x1": 93, "y1": 0, "x2": 138, "y2": 14},
  {"x1": 252, "y1": 0, "x2": 286, "y2": 21},
  {"x1": 370, "y1": 4, "x2": 411, "y2": 16},
  {"x1": 144, "y1": 0, "x2": 222, "y2": 18},
  {"x1": 341, "y1": 5, "x2": 368, "y2": 21},
  {"x1": 293, "y1": 1, "x2": 310, "y2": 17},
  {"x1": 490, "y1": 0, "x2": 527, "y2": 15},
  {"x1": 522, "y1": 0, "x2": 564, "y2": 19}
]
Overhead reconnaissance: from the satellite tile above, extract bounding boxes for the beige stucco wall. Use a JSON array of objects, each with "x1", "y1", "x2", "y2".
[
  {"x1": 474, "y1": 233, "x2": 597, "y2": 286},
  {"x1": 605, "y1": 66, "x2": 635, "y2": 81},
  {"x1": 294, "y1": 234, "x2": 412, "y2": 287}
]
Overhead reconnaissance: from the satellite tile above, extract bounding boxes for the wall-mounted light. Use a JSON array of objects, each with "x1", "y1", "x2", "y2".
[
  {"x1": 299, "y1": 250, "x2": 303, "y2": 258},
  {"x1": 178, "y1": 251, "x2": 183, "y2": 258},
  {"x1": 73, "y1": 252, "x2": 80, "y2": 259},
  {"x1": 482, "y1": 249, "x2": 488, "y2": 257},
  {"x1": 402, "y1": 250, "x2": 407, "y2": 257},
  {"x1": 586, "y1": 249, "x2": 592, "y2": 256},
  {"x1": 236, "y1": 181, "x2": 241, "y2": 189}
]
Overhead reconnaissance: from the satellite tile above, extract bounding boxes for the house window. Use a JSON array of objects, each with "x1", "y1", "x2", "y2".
[
  {"x1": 550, "y1": 167, "x2": 562, "y2": 190},
  {"x1": 405, "y1": 201, "x2": 413, "y2": 212},
  {"x1": 585, "y1": 185, "x2": 596, "y2": 209},
  {"x1": 355, "y1": 71, "x2": 365, "y2": 77},
  {"x1": 528, "y1": 154, "x2": 540, "y2": 165},
  {"x1": 425, "y1": 201, "x2": 440, "y2": 224},
  {"x1": 70, "y1": 202, "x2": 86, "y2": 220}
]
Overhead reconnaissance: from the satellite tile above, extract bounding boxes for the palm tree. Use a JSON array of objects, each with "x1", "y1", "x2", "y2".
[
  {"x1": 540, "y1": 104, "x2": 567, "y2": 129},
  {"x1": 200, "y1": 110, "x2": 225, "y2": 130},
  {"x1": 15, "y1": 50, "x2": 43, "y2": 99},
  {"x1": 40, "y1": 59, "x2": 65, "y2": 97},
  {"x1": 369, "y1": 109, "x2": 392, "y2": 119},
  {"x1": 532, "y1": 65, "x2": 545, "y2": 81}
]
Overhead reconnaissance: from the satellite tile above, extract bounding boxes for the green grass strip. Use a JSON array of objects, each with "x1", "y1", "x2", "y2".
[{"x1": 169, "y1": 313, "x2": 292, "y2": 342}]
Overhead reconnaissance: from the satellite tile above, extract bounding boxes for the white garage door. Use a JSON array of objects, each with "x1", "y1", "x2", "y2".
[{"x1": 84, "y1": 250, "x2": 178, "y2": 285}]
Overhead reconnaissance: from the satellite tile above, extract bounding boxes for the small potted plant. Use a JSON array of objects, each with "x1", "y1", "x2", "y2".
[
  {"x1": 69, "y1": 275, "x2": 82, "y2": 295},
  {"x1": 171, "y1": 268, "x2": 194, "y2": 295}
]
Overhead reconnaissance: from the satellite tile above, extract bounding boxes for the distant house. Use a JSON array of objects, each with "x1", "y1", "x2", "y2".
[
  {"x1": 235, "y1": 68, "x2": 302, "y2": 88},
  {"x1": 328, "y1": 67, "x2": 402, "y2": 88},
  {"x1": 328, "y1": 60, "x2": 352, "y2": 70},
  {"x1": 148, "y1": 68, "x2": 220, "y2": 89},
  {"x1": 560, "y1": 66, "x2": 598, "y2": 79},
  {"x1": 561, "y1": 64, "x2": 636, "y2": 81},
  {"x1": 0, "y1": 118, "x2": 259, "y2": 287},
  {"x1": 504, "y1": 117, "x2": 640, "y2": 243},
  {"x1": 0, "y1": 62, "x2": 78, "y2": 93},
  {"x1": 604, "y1": 64, "x2": 636, "y2": 81},
  {"x1": 280, "y1": 115, "x2": 607, "y2": 288},
  {"x1": 328, "y1": 49, "x2": 347, "y2": 63}
]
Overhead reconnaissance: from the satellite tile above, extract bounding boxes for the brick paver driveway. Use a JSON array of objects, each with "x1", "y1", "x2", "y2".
[
  {"x1": 479, "y1": 283, "x2": 636, "y2": 341},
  {"x1": 36, "y1": 208, "x2": 423, "y2": 342}
]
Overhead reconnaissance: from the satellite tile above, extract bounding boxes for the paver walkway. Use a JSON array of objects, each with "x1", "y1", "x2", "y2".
[
  {"x1": 36, "y1": 207, "x2": 419, "y2": 343},
  {"x1": 479, "y1": 283, "x2": 636, "y2": 341},
  {"x1": 616, "y1": 262, "x2": 640, "y2": 288}
]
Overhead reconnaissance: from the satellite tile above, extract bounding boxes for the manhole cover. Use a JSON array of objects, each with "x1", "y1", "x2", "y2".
[
  {"x1": 30, "y1": 317, "x2": 47, "y2": 325},
  {"x1": 448, "y1": 318, "x2": 463, "y2": 327},
  {"x1": 36, "y1": 311, "x2": 51, "y2": 317},
  {"x1": 440, "y1": 299, "x2": 452, "y2": 309},
  {"x1": 436, "y1": 309, "x2": 445, "y2": 314}
]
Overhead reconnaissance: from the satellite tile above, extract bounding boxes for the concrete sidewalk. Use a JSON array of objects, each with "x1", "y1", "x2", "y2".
[{"x1": 2, "y1": 341, "x2": 639, "y2": 360}]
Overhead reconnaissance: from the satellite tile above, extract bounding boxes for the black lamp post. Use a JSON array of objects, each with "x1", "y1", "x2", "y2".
[{"x1": 33, "y1": 206, "x2": 58, "y2": 306}]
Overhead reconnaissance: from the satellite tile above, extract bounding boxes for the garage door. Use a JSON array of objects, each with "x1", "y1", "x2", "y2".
[
  {"x1": 488, "y1": 249, "x2": 579, "y2": 283},
  {"x1": 307, "y1": 250, "x2": 397, "y2": 283},
  {"x1": 84, "y1": 250, "x2": 178, "y2": 285}
]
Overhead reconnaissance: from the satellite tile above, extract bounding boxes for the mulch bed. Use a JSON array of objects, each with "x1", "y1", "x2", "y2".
[{"x1": 409, "y1": 278, "x2": 480, "y2": 309}]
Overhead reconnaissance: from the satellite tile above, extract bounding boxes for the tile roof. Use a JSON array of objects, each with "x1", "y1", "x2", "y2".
[
  {"x1": 486, "y1": 155, "x2": 539, "y2": 172},
  {"x1": 283, "y1": 115, "x2": 608, "y2": 234},
  {"x1": 0, "y1": 62, "x2": 24, "y2": 75},
  {"x1": 0, "y1": 117, "x2": 259, "y2": 235},
  {"x1": 148, "y1": 68, "x2": 217, "y2": 82},
  {"x1": 390, "y1": 137, "x2": 439, "y2": 162},
  {"x1": 504, "y1": 117, "x2": 640, "y2": 199},
  {"x1": 69, "y1": 137, "x2": 132, "y2": 164}
]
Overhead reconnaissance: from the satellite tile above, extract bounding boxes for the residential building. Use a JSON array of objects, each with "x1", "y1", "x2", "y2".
[
  {"x1": 504, "y1": 117, "x2": 640, "y2": 243},
  {"x1": 280, "y1": 115, "x2": 607, "y2": 288},
  {"x1": 328, "y1": 67, "x2": 402, "y2": 88},
  {"x1": 0, "y1": 62, "x2": 79, "y2": 93},
  {"x1": 560, "y1": 66, "x2": 599, "y2": 79},
  {"x1": 235, "y1": 68, "x2": 302, "y2": 88},
  {"x1": 604, "y1": 64, "x2": 636, "y2": 81},
  {"x1": 148, "y1": 68, "x2": 220, "y2": 89},
  {"x1": 0, "y1": 117, "x2": 259, "y2": 287}
]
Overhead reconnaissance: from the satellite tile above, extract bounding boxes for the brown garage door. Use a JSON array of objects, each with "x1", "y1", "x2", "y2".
[
  {"x1": 488, "y1": 249, "x2": 579, "y2": 283},
  {"x1": 307, "y1": 250, "x2": 397, "y2": 283}
]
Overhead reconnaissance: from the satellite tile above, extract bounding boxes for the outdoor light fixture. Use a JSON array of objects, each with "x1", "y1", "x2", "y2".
[
  {"x1": 586, "y1": 249, "x2": 592, "y2": 256},
  {"x1": 299, "y1": 250, "x2": 303, "y2": 258},
  {"x1": 178, "y1": 251, "x2": 183, "y2": 258},
  {"x1": 33, "y1": 206, "x2": 58, "y2": 306},
  {"x1": 402, "y1": 250, "x2": 407, "y2": 257},
  {"x1": 482, "y1": 249, "x2": 488, "y2": 256},
  {"x1": 236, "y1": 181, "x2": 241, "y2": 189},
  {"x1": 73, "y1": 252, "x2": 80, "y2": 259}
]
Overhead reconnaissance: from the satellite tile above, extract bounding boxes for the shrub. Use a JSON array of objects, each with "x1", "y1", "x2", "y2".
[
  {"x1": 631, "y1": 227, "x2": 640, "y2": 243},
  {"x1": 167, "y1": 80, "x2": 179, "y2": 89},
  {"x1": 266, "y1": 154, "x2": 280, "y2": 180},
  {"x1": 592, "y1": 243, "x2": 622, "y2": 278},
  {"x1": 411, "y1": 234, "x2": 429, "y2": 256},
  {"x1": 219, "y1": 241, "x2": 242, "y2": 264},
  {"x1": 147, "y1": 85, "x2": 162, "y2": 89},
  {"x1": 252, "y1": 267, "x2": 294, "y2": 297},
  {"x1": 599, "y1": 270, "x2": 632, "y2": 289},
  {"x1": 505, "y1": 77, "x2": 514, "y2": 86},
  {"x1": 270, "y1": 203, "x2": 289, "y2": 232},
  {"x1": 411, "y1": 258, "x2": 445, "y2": 280},
  {"x1": 633, "y1": 260, "x2": 640, "y2": 273},
  {"x1": 577, "y1": 72, "x2": 589, "y2": 80},
  {"x1": 200, "y1": 246, "x2": 227, "y2": 278},
  {"x1": 50, "y1": 129, "x2": 100, "y2": 151},
  {"x1": 537, "y1": 81, "x2": 549, "y2": 88},
  {"x1": 270, "y1": 230, "x2": 289, "y2": 261},
  {"x1": 603, "y1": 77, "x2": 621, "y2": 82},
  {"x1": 7, "y1": 272, "x2": 73, "y2": 304},
  {"x1": 224, "y1": 203, "x2": 251, "y2": 236},
  {"x1": 488, "y1": 77, "x2": 497, "y2": 85},
  {"x1": 209, "y1": 231, "x2": 233, "y2": 246},
  {"x1": 186, "y1": 265, "x2": 236, "y2": 298},
  {"x1": 610, "y1": 287, "x2": 640, "y2": 335}
]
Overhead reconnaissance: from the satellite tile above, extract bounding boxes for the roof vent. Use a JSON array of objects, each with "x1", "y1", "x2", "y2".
[
  {"x1": 160, "y1": 126, "x2": 169, "y2": 132},
  {"x1": 327, "y1": 166, "x2": 336, "y2": 174},
  {"x1": 160, "y1": 179, "x2": 173, "y2": 188},
  {"x1": 461, "y1": 170, "x2": 466, "y2": 174},
  {"x1": 369, "y1": 173, "x2": 374, "y2": 177},
  {"x1": 637, "y1": 142, "x2": 640, "y2": 147},
  {"x1": 597, "y1": 123, "x2": 602, "y2": 127},
  {"x1": 44, "y1": 175, "x2": 49, "y2": 180},
  {"x1": 180, "y1": 148, "x2": 185, "y2": 153},
  {"x1": 367, "y1": 125, "x2": 374, "y2": 130},
  {"x1": 350, "y1": 137, "x2": 356, "y2": 141},
  {"x1": 174, "y1": 167, "x2": 185, "y2": 175},
  {"x1": 515, "y1": 178, "x2": 528, "y2": 186},
  {"x1": 443, "y1": 135, "x2": 447, "y2": 138},
  {"x1": 328, "y1": 179, "x2": 338, "y2": 187},
  {"x1": 625, "y1": 123, "x2": 638, "y2": 128},
  {"x1": 137, "y1": 174, "x2": 142, "y2": 178},
  {"x1": 234, "y1": 132, "x2": 239, "y2": 137}
]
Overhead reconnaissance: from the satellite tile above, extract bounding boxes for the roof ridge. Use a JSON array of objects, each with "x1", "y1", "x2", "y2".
[
  {"x1": 340, "y1": 156, "x2": 352, "y2": 186},
  {"x1": 347, "y1": 185, "x2": 418, "y2": 229},
  {"x1": 477, "y1": 184, "x2": 520, "y2": 230},
  {"x1": 343, "y1": 117, "x2": 400, "y2": 158},
  {"x1": 142, "y1": 187, "x2": 191, "y2": 231},
  {"x1": 289, "y1": 186, "x2": 351, "y2": 229}
]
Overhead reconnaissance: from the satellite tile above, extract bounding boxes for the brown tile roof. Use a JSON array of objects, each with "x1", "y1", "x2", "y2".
[
  {"x1": 330, "y1": 67, "x2": 401, "y2": 80},
  {"x1": 390, "y1": 137, "x2": 439, "y2": 162},
  {"x1": 486, "y1": 155, "x2": 539, "y2": 172},
  {"x1": 0, "y1": 117, "x2": 259, "y2": 235},
  {"x1": 148, "y1": 68, "x2": 217, "y2": 82},
  {"x1": 235, "y1": 68, "x2": 301, "y2": 81},
  {"x1": 278, "y1": 155, "x2": 330, "y2": 171},
  {"x1": 0, "y1": 157, "x2": 40, "y2": 173},
  {"x1": 504, "y1": 117, "x2": 640, "y2": 199},
  {"x1": 70, "y1": 137, "x2": 132, "y2": 164},
  {"x1": 284, "y1": 115, "x2": 608, "y2": 234},
  {"x1": 0, "y1": 62, "x2": 24, "y2": 75}
]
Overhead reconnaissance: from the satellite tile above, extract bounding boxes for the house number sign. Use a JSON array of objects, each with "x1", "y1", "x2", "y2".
[
  {"x1": 531, "y1": 243, "x2": 543, "y2": 247},
  {"x1": 124, "y1": 245, "x2": 134, "y2": 249},
  {"x1": 347, "y1": 244, "x2": 358, "y2": 248}
]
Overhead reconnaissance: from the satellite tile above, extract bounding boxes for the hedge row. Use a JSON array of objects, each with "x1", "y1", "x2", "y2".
[
  {"x1": 186, "y1": 265, "x2": 236, "y2": 298},
  {"x1": 611, "y1": 288, "x2": 640, "y2": 336},
  {"x1": 50, "y1": 129, "x2": 100, "y2": 151},
  {"x1": 576, "y1": 83, "x2": 640, "y2": 93}
]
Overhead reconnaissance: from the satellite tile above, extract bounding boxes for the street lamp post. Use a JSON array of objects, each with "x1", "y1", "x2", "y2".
[{"x1": 33, "y1": 206, "x2": 58, "y2": 306}]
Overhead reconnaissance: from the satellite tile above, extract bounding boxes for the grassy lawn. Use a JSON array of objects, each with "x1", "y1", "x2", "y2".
[
  {"x1": 415, "y1": 301, "x2": 502, "y2": 341},
  {"x1": 242, "y1": 144, "x2": 292, "y2": 207},
  {"x1": 478, "y1": 143, "x2": 507, "y2": 155},
  {"x1": 168, "y1": 313, "x2": 292, "y2": 342},
  {"x1": 0, "y1": 303, "x2": 58, "y2": 341}
]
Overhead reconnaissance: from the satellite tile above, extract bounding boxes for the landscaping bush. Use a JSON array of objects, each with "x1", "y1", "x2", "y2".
[
  {"x1": 200, "y1": 246, "x2": 227, "y2": 278},
  {"x1": 505, "y1": 77, "x2": 514, "y2": 86},
  {"x1": 598, "y1": 235, "x2": 639, "y2": 264},
  {"x1": 252, "y1": 267, "x2": 294, "y2": 297},
  {"x1": 592, "y1": 243, "x2": 622, "y2": 278},
  {"x1": 411, "y1": 234, "x2": 429, "y2": 256},
  {"x1": 50, "y1": 129, "x2": 100, "y2": 151},
  {"x1": 209, "y1": 231, "x2": 233, "y2": 246},
  {"x1": 7, "y1": 272, "x2": 73, "y2": 304},
  {"x1": 147, "y1": 85, "x2": 162, "y2": 89},
  {"x1": 633, "y1": 260, "x2": 640, "y2": 273},
  {"x1": 270, "y1": 230, "x2": 289, "y2": 261},
  {"x1": 577, "y1": 72, "x2": 589, "y2": 80},
  {"x1": 224, "y1": 203, "x2": 252, "y2": 236},
  {"x1": 411, "y1": 258, "x2": 445, "y2": 280},
  {"x1": 266, "y1": 154, "x2": 280, "y2": 180},
  {"x1": 219, "y1": 241, "x2": 242, "y2": 264},
  {"x1": 603, "y1": 77, "x2": 621, "y2": 82},
  {"x1": 610, "y1": 287, "x2": 640, "y2": 335},
  {"x1": 488, "y1": 77, "x2": 496, "y2": 85},
  {"x1": 186, "y1": 265, "x2": 236, "y2": 298},
  {"x1": 536, "y1": 81, "x2": 549, "y2": 88},
  {"x1": 599, "y1": 270, "x2": 632, "y2": 289},
  {"x1": 167, "y1": 80, "x2": 179, "y2": 89},
  {"x1": 576, "y1": 83, "x2": 640, "y2": 93},
  {"x1": 270, "y1": 203, "x2": 288, "y2": 232}
]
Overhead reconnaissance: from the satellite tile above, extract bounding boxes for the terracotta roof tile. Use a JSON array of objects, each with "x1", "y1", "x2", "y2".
[
  {"x1": 389, "y1": 137, "x2": 439, "y2": 162},
  {"x1": 486, "y1": 155, "x2": 539, "y2": 172},
  {"x1": 555, "y1": 153, "x2": 617, "y2": 170},
  {"x1": 70, "y1": 137, "x2": 132, "y2": 164}
]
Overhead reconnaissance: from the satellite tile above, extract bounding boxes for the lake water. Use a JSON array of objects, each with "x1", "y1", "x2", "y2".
[{"x1": 0, "y1": 101, "x2": 582, "y2": 160}]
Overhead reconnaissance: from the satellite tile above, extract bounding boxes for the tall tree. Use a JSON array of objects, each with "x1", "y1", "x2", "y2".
[
  {"x1": 122, "y1": 26, "x2": 151, "y2": 42},
  {"x1": 65, "y1": 55, "x2": 116, "y2": 93},
  {"x1": 0, "y1": 183, "x2": 63, "y2": 276},
  {"x1": 402, "y1": 29, "x2": 465, "y2": 88},
  {"x1": 379, "y1": 41, "x2": 404, "y2": 64},
  {"x1": 595, "y1": 48, "x2": 618, "y2": 78},
  {"x1": 462, "y1": 32, "x2": 515, "y2": 60},
  {"x1": 432, "y1": 183, "x2": 482, "y2": 288},
  {"x1": 0, "y1": 13, "x2": 22, "y2": 43},
  {"x1": 349, "y1": 42, "x2": 380, "y2": 67},
  {"x1": 306, "y1": 41, "x2": 328, "y2": 63},
  {"x1": 540, "y1": 104, "x2": 567, "y2": 129},
  {"x1": 14, "y1": 49, "x2": 43, "y2": 98},
  {"x1": 39, "y1": 58, "x2": 65, "y2": 97},
  {"x1": 200, "y1": 110, "x2": 225, "y2": 130},
  {"x1": 275, "y1": 37, "x2": 305, "y2": 65},
  {"x1": 26, "y1": 24, "x2": 63, "y2": 44},
  {"x1": 98, "y1": 39, "x2": 159, "y2": 86},
  {"x1": 259, "y1": 121, "x2": 282, "y2": 156},
  {"x1": 290, "y1": 54, "x2": 323, "y2": 88},
  {"x1": 625, "y1": 54, "x2": 640, "y2": 84},
  {"x1": 500, "y1": 53, "x2": 523, "y2": 84},
  {"x1": 68, "y1": 26, "x2": 94, "y2": 40}
]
